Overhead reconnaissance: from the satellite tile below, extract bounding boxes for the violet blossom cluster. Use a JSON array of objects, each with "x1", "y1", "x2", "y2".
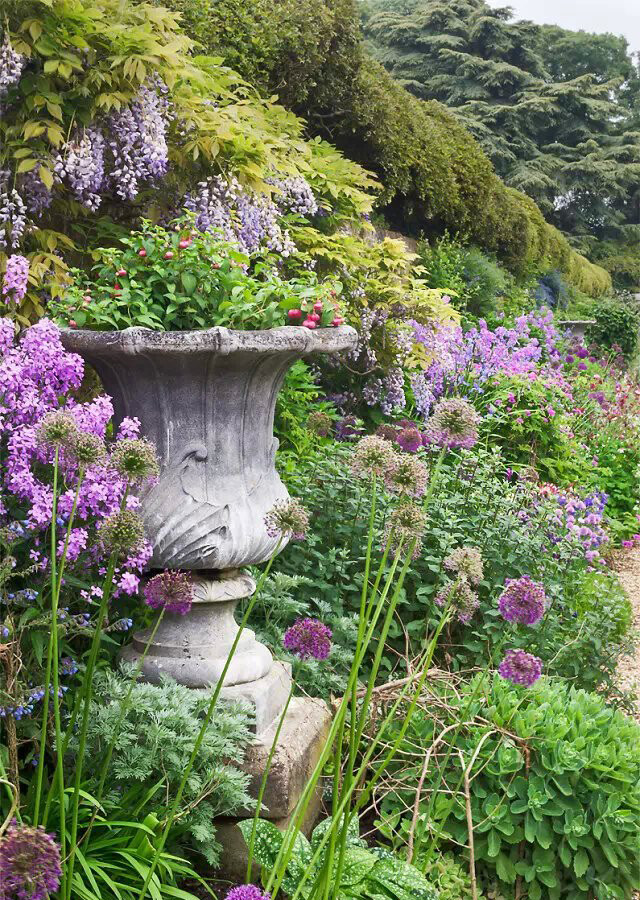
[
  {"x1": 283, "y1": 618, "x2": 332, "y2": 660},
  {"x1": 498, "y1": 575, "x2": 546, "y2": 625},
  {"x1": 0, "y1": 319, "x2": 153, "y2": 598},
  {"x1": 409, "y1": 310, "x2": 562, "y2": 418},
  {"x1": 144, "y1": 570, "x2": 194, "y2": 615},
  {"x1": 498, "y1": 649, "x2": 543, "y2": 687},
  {"x1": 545, "y1": 489, "x2": 608, "y2": 567},
  {"x1": 0, "y1": 34, "x2": 25, "y2": 102},
  {"x1": 0, "y1": 821, "x2": 61, "y2": 900},
  {"x1": 267, "y1": 175, "x2": 318, "y2": 217},
  {"x1": 0, "y1": 169, "x2": 27, "y2": 249},
  {"x1": 2, "y1": 254, "x2": 29, "y2": 304},
  {"x1": 184, "y1": 174, "x2": 298, "y2": 256}
]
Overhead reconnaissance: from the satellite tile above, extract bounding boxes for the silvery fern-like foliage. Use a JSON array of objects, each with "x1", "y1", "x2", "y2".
[{"x1": 74, "y1": 670, "x2": 253, "y2": 866}]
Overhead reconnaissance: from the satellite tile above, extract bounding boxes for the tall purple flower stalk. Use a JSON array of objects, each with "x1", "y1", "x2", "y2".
[
  {"x1": 144, "y1": 570, "x2": 194, "y2": 615},
  {"x1": 2, "y1": 254, "x2": 29, "y2": 303},
  {"x1": 283, "y1": 618, "x2": 332, "y2": 660}
]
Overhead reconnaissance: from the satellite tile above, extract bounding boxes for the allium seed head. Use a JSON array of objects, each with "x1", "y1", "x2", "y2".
[
  {"x1": 385, "y1": 456, "x2": 429, "y2": 498},
  {"x1": 498, "y1": 649, "x2": 543, "y2": 687},
  {"x1": 306, "y1": 411, "x2": 333, "y2": 437},
  {"x1": 144, "y1": 570, "x2": 193, "y2": 615},
  {"x1": 283, "y1": 618, "x2": 332, "y2": 660},
  {"x1": 384, "y1": 502, "x2": 426, "y2": 559},
  {"x1": 110, "y1": 438, "x2": 159, "y2": 480},
  {"x1": 498, "y1": 575, "x2": 546, "y2": 625},
  {"x1": 427, "y1": 398, "x2": 480, "y2": 450},
  {"x1": 264, "y1": 498, "x2": 309, "y2": 541},
  {"x1": 100, "y1": 510, "x2": 145, "y2": 558},
  {"x1": 72, "y1": 432, "x2": 107, "y2": 467},
  {"x1": 434, "y1": 577, "x2": 479, "y2": 623},
  {"x1": 36, "y1": 411, "x2": 78, "y2": 449},
  {"x1": 443, "y1": 547, "x2": 484, "y2": 586},
  {"x1": 351, "y1": 435, "x2": 395, "y2": 479}
]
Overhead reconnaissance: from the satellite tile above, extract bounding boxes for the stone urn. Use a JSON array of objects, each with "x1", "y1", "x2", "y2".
[{"x1": 62, "y1": 325, "x2": 357, "y2": 732}]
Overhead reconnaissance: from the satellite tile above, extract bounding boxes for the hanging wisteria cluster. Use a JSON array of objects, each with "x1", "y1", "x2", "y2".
[
  {"x1": 0, "y1": 169, "x2": 27, "y2": 250},
  {"x1": 0, "y1": 33, "x2": 25, "y2": 103},
  {"x1": 183, "y1": 173, "x2": 316, "y2": 256}
]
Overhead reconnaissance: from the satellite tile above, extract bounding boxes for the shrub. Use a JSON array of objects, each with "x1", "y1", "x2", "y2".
[
  {"x1": 378, "y1": 676, "x2": 640, "y2": 900},
  {"x1": 587, "y1": 296, "x2": 640, "y2": 356},
  {"x1": 75, "y1": 671, "x2": 253, "y2": 865}
]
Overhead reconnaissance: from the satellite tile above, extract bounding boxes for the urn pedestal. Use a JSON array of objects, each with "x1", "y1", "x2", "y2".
[{"x1": 61, "y1": 325, "x2": 357, "y2": 732}]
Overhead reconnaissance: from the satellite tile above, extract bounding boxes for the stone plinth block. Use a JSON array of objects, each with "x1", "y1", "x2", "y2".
[{"x1": 213, "y1": 695, "x2": 331, "y2": 881}]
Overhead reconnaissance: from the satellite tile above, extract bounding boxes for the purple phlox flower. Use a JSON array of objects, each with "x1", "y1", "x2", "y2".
[
  {"x1": 498, "y1": 575, "x2": 546, "y2": 625},
  {"x1": 498, "y1": 649, "x2": 543, "y2": 687},
  {"x1": 0, "y1": 821, "x2": 62, "y2": 900},
  {"x1": 225, "y1": 887, "x2": 271, "y2": 900},
  {"x1": 144, "y1": 570, "x2": 193, "y2": 615},
  {"x1": 283, "y1": 618, "x2": 332, "y2": 661}
]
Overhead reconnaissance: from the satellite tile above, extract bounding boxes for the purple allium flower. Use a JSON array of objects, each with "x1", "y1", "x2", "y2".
[
  {"x1": 264, "y1": 498, "x2": 310, "y2": 541},
  {"x1": 2, "y1": 254, "x2": 29, "y2": 304},
  {"x1": 350, "y1": 435, "x2": 396, "y2": 479},
  {"x1": 144, "y1": 570, "x2": 193, "y2": 615},
  {"x1": 283, "y1": 618, "x2": 332, "y2": 660},
  {"x1": 0, "y1": 821, "x2": 62, "y2": 900},
  {"x1": 306, "y1": 411, "x2": 333, "y2": 437},
  {"x1": 443, "y1": 547, "x2": 484, "y2": 585},
  {"x1": 426, "y1": 398, "x2": 480, "y2": 450},
  {"x1": 225, "y1": 887, "x2": 270, "y2": 900},
  {"x1": 434, "y1": 577, "x2": 479, "y2": 623},
  {"x1": 334, "y1": 415, "x2": 364, "y2": 442},
  {"x1": 385, "y1": 455, "x2": 429, "y2": 498},
  {"x1": 383, "y1": 502, "x2": 426, "y2": 559},
  {"x1": 498, "y1": 575, "x2": 546, "y2": 625},
  {"x1": 498, "y1": 649, "x2": 543, "y2": 687},
  {"x1": 396, "y1": 426, "x2": 423, "y2": 453},
  {"x1": 375, "y1": 424, "x2": 399, "y2": 443}
]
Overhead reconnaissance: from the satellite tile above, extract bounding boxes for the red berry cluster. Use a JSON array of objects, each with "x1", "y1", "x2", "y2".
[{"x1": 287, "y1": 300, "x2": 344, "y2": 330}]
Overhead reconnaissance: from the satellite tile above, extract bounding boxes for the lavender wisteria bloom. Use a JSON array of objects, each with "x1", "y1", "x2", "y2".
[
  {"x1": 264, "y1": 498, "x2": 310, "y2": 541},
  {"x1": 0, "y1": 821, "x2": 62, "y2": 900},
  {"x1": 443, "y1": 547, "x2": 484, "y2": 585},
  {"x1": 498, "y1": 649, "x2": 543, "y2": 686},
  {"x1": 268, "y1": 175, "x2": 318, "y2": 217},
  {"x1": 225, "y1": 887, "x2": 271, "y2": 900},
  {"x1": 434, "y1": 577, "x2": 479, "y2": 623},
  {"x1": 2, "y1": 254, "x2": 29, "y2": 304},
  {"x1": 283, "y1": 618, "x2": 332, "y2": 660},
  {"x1": 0, "y1": 170, "x2": 27, "y2": 249},
  {"x1": 55, "y1": 127, "x2": 105, "y2": 211},
  {"x1": 0, "y1": 34, "x2": 25, "y2": 100},
  {"x1": 498, "y1": 575, "x2": 546, "y2": 625},
  {"x1": 144, "y1": 570, "x2": 194, "y2": 615},
  {"x1": 426, "y1": 398, "x2": 480, "y2": 450}
]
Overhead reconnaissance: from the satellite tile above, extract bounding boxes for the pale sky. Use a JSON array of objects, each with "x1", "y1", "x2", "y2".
[{"x1": 487, "y1": 0, "x2": 640, "y2": 55}]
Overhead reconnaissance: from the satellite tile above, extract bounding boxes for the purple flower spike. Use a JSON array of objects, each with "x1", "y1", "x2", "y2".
[
  {"x1": 498, "y1": 575, "x2": 546, "y2": 625},
  {"x1": 2, "y1": 254, "x2": 29, "y2": 304},
  {"x1": 498, "y1": 649, "x2": 543, "y2": 687},
  {"x1": 0, "y1": 821, "x2": 62, "y2": 900},
  {"x1": 144, "y1": 570, "x2": 194, "y2": 615},
  {"x1": 283, "y1": 618, "x2": 332, "y2": 661},
  {"x1": 225, "y1": 887, "x2": 270, "y2": 900}
]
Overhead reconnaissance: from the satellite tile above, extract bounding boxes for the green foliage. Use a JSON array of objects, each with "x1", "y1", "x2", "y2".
[
  {"x1": 379, "y1": 676, "x2": 640, "y2": 899},
  {"x1": 49, "y1": 217, "x2": 344, "y2": 331},
  {"x1": 587, "y1": 296, "x2": 640, "y2": 356},
  {"x1": 275, "y1": 361, "x2": 338, "y2": 458},
  {"x1": 239, "y1": 817, "x2": 438, "y2": 900},
  {"x1": 0, "y1": 0, "x2": 375, "y2": 314},
  {"x1": 74, "y1": 670, "x2": 252, "y2": 865},
  {"x1": 418, "y1": 852, "x2": 482, "y2": 900},
  {"x1": 363, "y1": 0, "x2": 640, "y2": 248},
  {"x1": 276, "y1": 444, "x2": 630, "y2": 694},
  {"x1": 156, "y1": 0, "x2": 611, "y2": 295}
]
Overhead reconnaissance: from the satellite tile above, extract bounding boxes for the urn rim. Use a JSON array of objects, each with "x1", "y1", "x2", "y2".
[{"x1": 60, "y1": 324, "x2": 358, "y2": 356}]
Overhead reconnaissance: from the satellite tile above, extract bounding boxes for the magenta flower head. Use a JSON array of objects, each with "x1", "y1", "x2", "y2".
[
  {"x1": 225, "y1": 887, "x2": 270, "y2": 900},
  {"x1": 498, "y1": 575, "x2": 546, "y2": 625},
  {"x1": 427, "y1": 398, "x2": 480, "y2": 450},
  {"x1": 144, "y1": 570, "x2": 194, "y2": 615},
  {"x1": 396, "y1": 426, "x2": 423, "y2": 453},
  {"x1": 498, "y1": 649, "x2": 543, "y2": 687},
  {"x1": 264, "y1": 498, "x2": 310, "y2": 541},
  {"x1": 283, "y1": 618, "x2": 332, "y2": 661},
  {"x1": 0, "y1": 821, "x2": 62, "y2": 900}
]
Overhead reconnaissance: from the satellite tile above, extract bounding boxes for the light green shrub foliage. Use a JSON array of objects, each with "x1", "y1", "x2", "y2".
[
  {"x1": 76, "y1": 670, "x2": 253, "y2": 865},
  {"x1": 379, "y1": 676, "x2": 640, "y2": 900},
  {"x1": 153, "y1": 0, "x2": 611, "y2": 295},
  {"x1": 587, "y1": 296, "x2": 640, "y2": 356}
]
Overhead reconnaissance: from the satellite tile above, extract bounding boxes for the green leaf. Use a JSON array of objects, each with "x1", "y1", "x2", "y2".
[
  {"x1": 180, "y1": 272, "x2": 197, "y2": 296},
  {"x1": 573, "y1": 849, "x2": 589, "y2": 878}
]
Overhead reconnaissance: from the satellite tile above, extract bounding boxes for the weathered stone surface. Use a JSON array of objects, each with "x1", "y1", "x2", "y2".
[
  {"x1": 212, "y1": 695, "x2": 331, "y2": 881},
  {"x1": 61, "y1": 325, "x2": 357, "y2": 571},
  {"x1": 557, "y1": 319, "x2": 596, "y2": 341}
]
